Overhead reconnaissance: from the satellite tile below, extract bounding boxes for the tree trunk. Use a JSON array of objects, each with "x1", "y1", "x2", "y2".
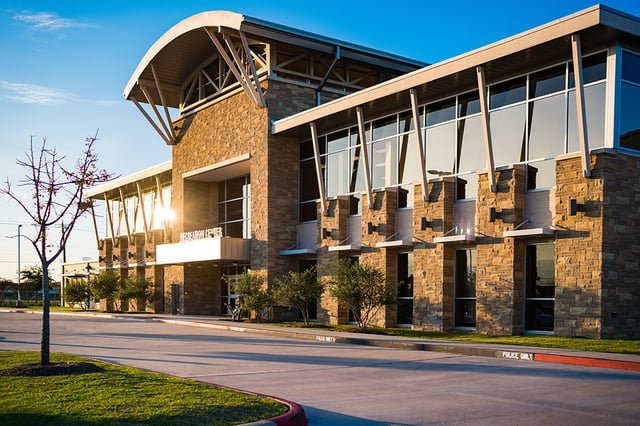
[{"x1": 41, "y1": 256, "x2": 50, "y2": 366}]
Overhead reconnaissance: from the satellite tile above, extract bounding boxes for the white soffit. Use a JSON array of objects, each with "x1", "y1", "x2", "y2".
[
  {"x1": 183, "y1": 153, "x2": 250, "y2": 182},
  {"x1": 86, "y1": 160, "x2": 172, "y2": 198}
]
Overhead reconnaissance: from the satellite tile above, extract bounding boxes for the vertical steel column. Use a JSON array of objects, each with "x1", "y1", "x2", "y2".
[
  {"x1": 410, "y1": 89, "x2": 429, "y2": 201},
  {"x1": 571, "y1": 34, "x2": 592, "y2": 178},
  {"x1": 356, "y1": 107, "x2": 374, "y2": 208},
  {"x1": 476, "y1": 66, "x2": 497, "y2": 192},
  {"x1": 310, "y1": 122, "x2": 328, "y2": 216}
]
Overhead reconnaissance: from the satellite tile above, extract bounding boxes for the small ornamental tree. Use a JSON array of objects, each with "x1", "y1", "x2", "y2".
[
  {"x1": 89, "y1": 269, "x2": 121, "y2": 311},
  {"x1": 120, "y1": 275, "x2": 153, "y2": 311},
  {"x1": 1, "y1": 133, "x2": 114, "y2": 365},
  {"x1": 227, "y1": 271, "x2": 272, "y2": 322},
  {"x1": 326, "y1": 259, "x2": 395, "y2": 332},
  {"x1": 64, "y1": 279, "x2": 91, "y2": 310},
  {"x1": 0, "y1": 278, "x2": 14, "y2": 303},
  {"x1": 273, "y1": 266, "x2": 323, "y2": 325}
]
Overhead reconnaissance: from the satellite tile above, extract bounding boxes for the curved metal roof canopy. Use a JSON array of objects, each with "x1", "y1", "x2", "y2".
[{"x1": 125, "y1": 10, "x2": 426, "y2": 144}]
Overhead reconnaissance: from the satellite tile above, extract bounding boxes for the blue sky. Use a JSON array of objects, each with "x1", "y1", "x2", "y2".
[{"x1": 1, "y1": 0, "x2": 640, "y2": 281}]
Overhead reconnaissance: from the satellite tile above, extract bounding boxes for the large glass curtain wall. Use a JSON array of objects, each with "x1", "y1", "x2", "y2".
[{"x1": 298, "y1": 52, "x2": 606, "y2": 221}]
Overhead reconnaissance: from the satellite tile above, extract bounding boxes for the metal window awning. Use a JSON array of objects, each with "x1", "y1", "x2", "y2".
[
  {"x1": 503, "y1": 228, "x2": 555, "y2": 238},
  {"x1": 375, "y1": 232, "x2": 413, "y2": 248},
  {"x1": 279, "y1": 242, "x2": 317, "y2": 256}
]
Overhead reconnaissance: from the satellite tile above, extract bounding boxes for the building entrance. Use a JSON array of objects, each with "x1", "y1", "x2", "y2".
[{"x1": 221, "y1": 263, "x2": 249, "y2": 315}]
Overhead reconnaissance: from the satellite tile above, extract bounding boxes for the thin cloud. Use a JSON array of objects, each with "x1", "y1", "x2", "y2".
[
  {"x1": 0, "y1": 81, "x2": 120, "y2": 106},
  {"x1": 0, "y1": 81, "x2": 72, "y2": 105},
  {"x1": 13, "y1": 11, "x2": 90, "y2": 31}
]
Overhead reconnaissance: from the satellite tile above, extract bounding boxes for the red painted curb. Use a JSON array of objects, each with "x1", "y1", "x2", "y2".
[
  {"x1": 262, "y1": 397, "x2": 307, "y2": 426},
  {"x1": 535, "y1": 353, "x2": 640, "y2": 372}
]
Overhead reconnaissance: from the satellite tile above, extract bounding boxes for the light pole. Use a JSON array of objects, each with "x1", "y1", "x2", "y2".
[{"x1": 17, "y1": 224, "x2": 22, "y2": 307}]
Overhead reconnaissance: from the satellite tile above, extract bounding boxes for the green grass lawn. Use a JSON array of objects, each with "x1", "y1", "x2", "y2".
[
  {"x1": 0, "y1": 351, "x2": 287, "y2": 425},
  {"x1": 273, "y1": 322, "x2": 640, "y2": 355}
]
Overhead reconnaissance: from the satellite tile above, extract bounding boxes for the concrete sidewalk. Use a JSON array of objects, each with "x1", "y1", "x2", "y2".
[{"x1": 5, "y1": 308, "x2": 640, "y2": 372}]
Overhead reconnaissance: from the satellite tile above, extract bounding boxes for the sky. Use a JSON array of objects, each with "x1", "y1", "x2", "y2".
[{"x1": 1, "y1": 0, "x2": 640, "y2": 282}]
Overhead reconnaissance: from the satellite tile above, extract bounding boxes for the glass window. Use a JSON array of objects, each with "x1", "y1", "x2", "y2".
[
  {"x1": 326, "y1": 150, "x2": 349, "y2": 197},
  {"x1": 490, "y1": 77, "x2": 526, "y2": 109},
  {"x1": 529, "y1": 65, "x2": 566, "y2": 98},
  {"x1": 349, "y1": 146, "x2": 366, "y2": 193},
  {"x1": 218, "y1": 176, "x2": 250, "y2": 238},
  {"x1": 299, "y1": 140, "x2": 314, "y2": 160},
  {"x1": 397, "y1": 252, "x2": 414, "y2": 325},
  {"x1": 299, "y1": 202, "x2": 317, "y2": 222},
  {"x1": 622, "y1": 50, "x2": 640, "y2": 84},
  {"x1": 398, "y1": 132, "x2": 421, "y2": 184},
  {"x1": 455, "y1": 248, "x2": 476, "y2": 328},
  {"x1": 327, "y1": 130, "x2": 349, "y2": 153},
  {"x1": 528, "y1": 93, "x2": 566, "y2": 160},
  {"x1": 371, "y1": 116, "x2": 397, "y2": 141},
  {"x1": 567, "y1": 82, "x2": 606, "y2": 152},
  {"x1": 371, "y1": 138, "x2": 397, "y2": 189},
  {"x1": 490, "y1": 103, "x2": 526, "y2": 166},
  {"x1": 426, "y1": 98, "x2": 456, "y2": 126},
  {"x1": 456, "y1": 173, "x2": 478, "y2": 201},
  {"x1": 397, "y1": 184, "x2": 414, "y2": 209},
  {"x1": 527, "y1": 159, "x2": 555, "y2": 190},
  {"x1": 620, "y1": 82, "x2": 640, "y2": 150},
  {"x1": 299, "y1": 159, "x2": 319, "y2": 203},
  {"x1": 426, "y1": 122, "x2": 456, "y2": 179},
  {"x1": 569, "y1": 52, "x2": 607, "y2": 88},
  {"x1": 524, "y1": 243, "x2": 555, "y2": 332},
  {"x1": 458, "y1": 92, "x2": 481, "y2": 117},
  {"x1": 399, "y1": 110, "x2": 416, "y2": 133},
  {"x1": 457, "y1": 115, "x2": 485, "y2": 173}
]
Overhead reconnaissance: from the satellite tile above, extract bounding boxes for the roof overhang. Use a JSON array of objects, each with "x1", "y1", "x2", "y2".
[
  {"x1": 124, "y1": 10, "x2": 427, "y2": 108},
  {"x1": 272, "y1": 5, "x2": 640, "y2": 138},
  {"x1": 86, "y1": 160, "x2": 172, "y2": 199}
]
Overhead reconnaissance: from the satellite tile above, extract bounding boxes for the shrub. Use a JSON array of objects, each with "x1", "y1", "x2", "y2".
[
  {"x1": 326, "y1": 259, "x2": 394, "y2": 331},
  {"x1": 227, "y1": 272, "x2": 272, "y2": 322},
  {"x1": 64, "y1": 279, "x2": 92, "y2": 310},
  {"x1": 273, "y1": 266, "x2": 323, "y2": 325}
]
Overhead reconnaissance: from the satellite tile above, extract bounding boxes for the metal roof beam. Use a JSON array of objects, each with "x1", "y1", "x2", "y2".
[
  {"x1": 223, "y1": 32, "x2": 265, "y2": 107},
  {"x1": 150, "y1": 63, "x2": 175, "y2": 142}
]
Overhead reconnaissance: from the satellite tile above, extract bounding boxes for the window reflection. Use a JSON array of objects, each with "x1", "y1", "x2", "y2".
[
  {"x1": 490, "y1": 103, "x2": 526, "y2": 166},
  {"x1": 568, "y1": 82, "x2": 606, "y2": 152},
  {"x1": 528, "y1": 94, "x2": 566, "y2": 160}
]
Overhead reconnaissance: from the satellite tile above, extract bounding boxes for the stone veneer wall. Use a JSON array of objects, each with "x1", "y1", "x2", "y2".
[
  {"x1": 413, "y1": 178, "x2": 455, "y2": 330},
  {"x1": 317, "y1": 197, "x2": 349, "y2": 324},
  {"x1": 555, "y1": 154, "x2": 604, "y2": 338},
  {"x1": 361, "y1": 189, "x2": 397, "y2": 327},
  {"x1": 475, "y1": 166, "x2": 527, "y2": 335},
  {"x1": 599, "y1": 151, "x2": 640, "y2": 339}
]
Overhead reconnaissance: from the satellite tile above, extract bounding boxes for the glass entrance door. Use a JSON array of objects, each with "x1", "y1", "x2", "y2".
[{"x1": 221, "y1": 263, "x2": 249, "y2": 315}]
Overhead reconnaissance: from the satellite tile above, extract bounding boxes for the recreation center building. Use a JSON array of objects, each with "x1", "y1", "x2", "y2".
[{"x1": 86, "y1": 5, "x2": 640, "y2": 339}]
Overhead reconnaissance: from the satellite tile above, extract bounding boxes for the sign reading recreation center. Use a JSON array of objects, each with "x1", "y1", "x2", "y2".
[{"x1": 180, "y1": 227, "x2": 223, "y2": 242}]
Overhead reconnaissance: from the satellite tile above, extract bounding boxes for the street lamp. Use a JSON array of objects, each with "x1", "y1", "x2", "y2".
[{"x1": 17, "y1": 224, "x2": 22, "y2": 307}]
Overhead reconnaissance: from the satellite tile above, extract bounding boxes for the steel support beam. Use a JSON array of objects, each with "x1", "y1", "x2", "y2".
[
  {"x1": 119, "y1": 188, "x2": 132, "y2": 242},
  {"x1": 239, "y1": 31, "x2": 266, "y2": 107},
  {"x1": 89, "y1": 202, "x2": 102, "y2": 250},
  {"x1": 317, "y1": 46, "x2": 341, "y2": 105},
  {"x1": 410, "y1": 89, "x2": 429, "y2": 201},
  {"x1": 205, "y1": 27, "x2": 263, "y2": 108},
  {"x1": 131, "y1": 97, "x2": 172, "y2": 145},
  {"x1": 356, "y1": 107, "x2": 374, "y2": 208},
  {"x1": 310, "y1": 122, "x2": 328, "y2": 216},
  {"x1": 103, "y1": 195, "x2": 116, "y2": 247},
  {"x1": 476, "y1": 66, "x2": 497, "y2": 192},
  {"x1": 571, "y1": 34, "x2": 592, "y2": 178},
  {"x1": 140, "y1": 85, "x2": 175, "y2": 144},
  {"x1": 150, "y1": 63, "x2": 176, "y2": 143},
  {"x1": 222, "y1": 33, "x2": 264, "y2": 107},
  {"x1": 136, "y1": 182, "x2": 151, "y2": 242},
  {"x1": 155, "y1": 175, "x2": 171, "y2": 242}
]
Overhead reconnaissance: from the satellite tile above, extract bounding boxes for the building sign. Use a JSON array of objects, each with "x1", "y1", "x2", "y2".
[{"x1": 180, "y1": 227, "x2": 223, "y2": 242}]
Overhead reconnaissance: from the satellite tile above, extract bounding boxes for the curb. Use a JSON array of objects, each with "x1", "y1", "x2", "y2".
[
  {"x1": 5, "y1": 309, "x2": 639, "y2": 373},
  {"x1": 152, "y1": 318, "x2": 640, "y2": 373}
]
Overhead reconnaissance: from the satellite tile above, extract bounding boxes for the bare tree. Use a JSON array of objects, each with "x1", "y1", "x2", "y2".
[{"x1": 0, "y1": 132, "x2": 114, "y2": 365}]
